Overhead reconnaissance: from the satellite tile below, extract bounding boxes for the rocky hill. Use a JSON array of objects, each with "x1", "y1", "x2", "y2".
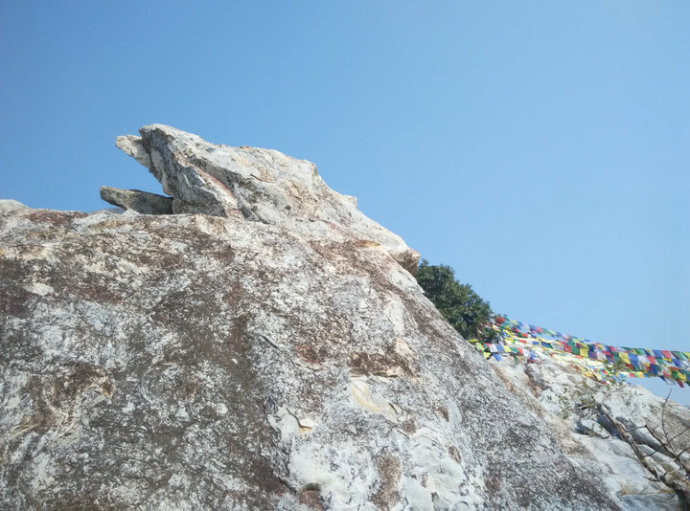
[{"x1": 0, "y1": 125, "x2": 687, "y2": 509}]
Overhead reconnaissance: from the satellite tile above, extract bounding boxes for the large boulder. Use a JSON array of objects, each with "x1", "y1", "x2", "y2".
[{"x1": 0, "y1": 127, "x2": 621, "y2": 509}]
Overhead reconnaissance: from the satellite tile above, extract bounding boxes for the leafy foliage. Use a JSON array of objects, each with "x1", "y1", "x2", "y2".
[{"x1": 415, "y1": 259, "x2": 494, "y2": 341}]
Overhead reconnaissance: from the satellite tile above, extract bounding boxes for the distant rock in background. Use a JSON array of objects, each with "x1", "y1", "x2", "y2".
[
  {"x1": 0, "y1": 125, "x2": 684, "y2": 509},
  {"x1": 493, "y1": 359, "x2": 689, "y2": 510}
]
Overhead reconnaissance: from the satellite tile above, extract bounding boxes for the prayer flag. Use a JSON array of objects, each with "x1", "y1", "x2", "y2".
[{"x1": 628, "y1": 354, "x2": 639, "y2": 368}]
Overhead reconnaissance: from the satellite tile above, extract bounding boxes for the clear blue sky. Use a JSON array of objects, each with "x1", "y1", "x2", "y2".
[{"x1": 1, "y1": 2, "x2": 688, "y2": 404}]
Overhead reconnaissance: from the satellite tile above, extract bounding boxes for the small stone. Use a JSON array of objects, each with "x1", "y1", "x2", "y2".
[{"x1": 99, "y1": 186, "x2": 173, "y2": 215}]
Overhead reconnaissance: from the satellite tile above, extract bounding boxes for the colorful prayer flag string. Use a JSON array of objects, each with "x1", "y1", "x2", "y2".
[{"x1": 473, "y1": 316, "x2": 689, "y2": 387}]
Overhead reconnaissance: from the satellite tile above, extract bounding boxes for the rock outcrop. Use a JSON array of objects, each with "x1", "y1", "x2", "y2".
[
  {"x1": 0, "y1": 125, "x2": 647, "y2": 509},
  {"x1": 114, "y1": 125, "x2": 420, "y2": 274}
]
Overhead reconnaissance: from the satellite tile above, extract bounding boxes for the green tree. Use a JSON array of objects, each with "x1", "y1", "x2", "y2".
[{"x1": 415, "y1": 259, "x2": 494, "y2": 341}]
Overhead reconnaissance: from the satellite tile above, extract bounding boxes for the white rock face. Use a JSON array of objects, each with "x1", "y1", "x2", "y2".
[{"x1": 0, "y1": 128, "x2": 628, "y2": 509}]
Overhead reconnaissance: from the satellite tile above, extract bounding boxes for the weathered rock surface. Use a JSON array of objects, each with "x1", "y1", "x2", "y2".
[
  {"x1": 99, "y1": 186, "x2": 173, "y2": 215},
  {"x1": 0, "y1": 126, "x2": 628, "y2": 509}
]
